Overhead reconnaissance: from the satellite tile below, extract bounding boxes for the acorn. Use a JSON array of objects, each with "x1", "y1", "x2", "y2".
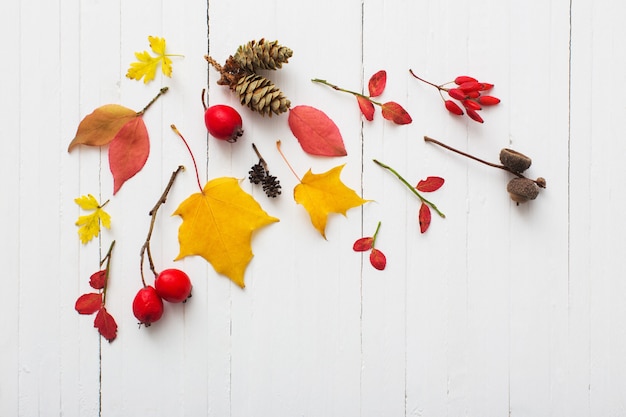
[
  {"x1": 499, "y1": 148, "x2": 532, "y2": 173},
  {"x1": 506, "y1": 177, "x2": 539, "y2": 204}
]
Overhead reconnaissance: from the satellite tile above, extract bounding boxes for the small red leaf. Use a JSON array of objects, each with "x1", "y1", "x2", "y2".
[
  {"x1": 75, "y1": 293, "x2": 103, "y2": 315},
  {"x1": 381, "y1": 102, "x2": 412, "y2": 125},
  {"x1": 353, "y1": 237, "x2": 374, "y2": 252},
  {"x1": 369, "y1": 248, "x2": 387, "y2": 270},
  {"x1": 418, "y1": 202, "x2": 431, "y2": 233},
  {"x1": 109, "y1": 117, "x2": 150, "y2": 194},
  {"x1": 288, "y1": 105, "x2": 347, "y2": 156},
  {"x1": 89, "y1": 270, "x2": 106, "y2": 290},
  {"x1": 356, "y1": 96, "x2": 375, "y2": 121},
  {"x1": 416, "y1": 176, "x2": 445, "y2": 192},
  {"x1": 94, "y1": 307, "x2": 118, "y2": 342},
  {"x1": 368, "y1": 70, "x2": 387, "y2": 97}
]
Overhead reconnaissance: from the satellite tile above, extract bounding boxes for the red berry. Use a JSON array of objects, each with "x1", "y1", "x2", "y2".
[
  {"x1": 479, "y1": 82, "x2": 494, "y2": 91},
  {"x1": 132, "y1": 286, "x2": 164, "y2": 327},
  {"x1": 466, "y1": 108, "x2": 484, "y2": 123},
  {"x1": 204, "y1": 104, "x2": 243, "y2": 142},
  {"x1": 458, "y1": 81, "x2": 482, "y2": 93},
  {"x1": 477, "y1": 95, "x2": 501, "y2": 106},
  {"x1": 447, "y1": 88, "x2": 467, "y2": 101},
  {"x1": 462, "y1": 99, "x2": 482, "y2": 111},
  {"x1": 454, "y1": 75, "x2": 478, "y2": 85},
  {"x1": 444, "y1": 100, "x2": 464, "y2": 116},
  {"x1": 155, "y1": 268, "x2": 192, "y2": 303}
]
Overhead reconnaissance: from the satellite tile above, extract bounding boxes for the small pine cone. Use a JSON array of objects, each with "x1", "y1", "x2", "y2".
[
  {"x1": 249, "y1": 162, "x2": 266, "y2": 184},
  {"x1": 262, "y1": 173, "x2": 282, "y2": 198},
  {"x1": 234, "y1": 39, "x2": 293, "y2": 72},
  {"x1": 235, "y1": 73, "x2": 291, "y2": 116}
]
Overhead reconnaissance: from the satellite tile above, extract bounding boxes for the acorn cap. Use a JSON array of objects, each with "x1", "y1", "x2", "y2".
[
  {"x1": 500, "y1": 148, "x2": 532, "y2": 173},
  {"x1": 507, "y1": 177, "x2": 539, "y2": 204}
]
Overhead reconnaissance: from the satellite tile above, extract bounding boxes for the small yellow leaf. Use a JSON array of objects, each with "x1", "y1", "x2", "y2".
[
  {"x1": 126, "y1": 36, "x2": 176, "y2": 84},
  {"x1": 294, "y1": 164, "x2": 369, "y2": 239},
  {"x1": 75, "y1": 194, "x2": 111, "y2": 244},
  {"x1": 173, "y1": 178, "x2": 279, "y2": 288}
]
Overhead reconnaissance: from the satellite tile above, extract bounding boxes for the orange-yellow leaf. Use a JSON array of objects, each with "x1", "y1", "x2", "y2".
[
  {"x1": 173, "y1": 177, "x2": 279, "y2": 288},
  {"x1": 109, "y1": 117, "x2": 150, "y2": 195},
  {"x1": 294, "y1": 164, "x2": 369, "y2": 239},
  {"x1": 68, "y1": 105, "x2": 138, "y2": 152}
]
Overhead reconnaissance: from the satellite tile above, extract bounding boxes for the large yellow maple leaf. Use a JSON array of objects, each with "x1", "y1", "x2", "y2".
[
  {"x1": 173, "y1": 177, "x2": 279, "y2": 288},
  {"x1": 294, "y1": 164, "x2": 369, "y2": 239}
]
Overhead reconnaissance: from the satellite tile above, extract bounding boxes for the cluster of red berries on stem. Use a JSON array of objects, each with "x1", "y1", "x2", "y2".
[
  {"x1": 132, "y1": 166, "x2": 193, "y2": 327},
  {"x1": 409, "y1": 70, "x2": 500, "y2": 123}
]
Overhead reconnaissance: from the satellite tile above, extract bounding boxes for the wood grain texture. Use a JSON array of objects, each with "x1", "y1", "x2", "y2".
[{"x1": 1, "y1": 0, "x2": 624, "y2": 416}]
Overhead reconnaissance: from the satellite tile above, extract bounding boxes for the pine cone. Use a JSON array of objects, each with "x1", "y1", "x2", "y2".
[
  {"x1": 262, "y1": 173, "x2": 281, "y2": 198},
  {"x1": 248, "y1": 162, "x2": 266, "y2": 184},
  {"x1": 234, "y1": 39, "x2": 293, "y2": 72},
  {"x1": 235, "y1": 73, "x2": 291, "y2": 116}
]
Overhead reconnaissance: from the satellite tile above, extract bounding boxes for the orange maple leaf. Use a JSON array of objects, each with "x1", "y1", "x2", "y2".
[
  {"x1": 294, "y1": 164, "x2": 370, "y2": 239},
  {"x1": 173, "y1": 177, "x2": 279, "y2": 288}
]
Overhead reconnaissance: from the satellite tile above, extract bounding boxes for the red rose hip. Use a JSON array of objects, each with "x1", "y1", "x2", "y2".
[
  {"x1": 155, "y1": 268, "x2": 192, "y2": 303},
  {"x1": 204, "y1": 104, "x2": 243, "y2": 142},
  {"x1": 132, "y1": 286, "x2": 164, "y2": 327}
]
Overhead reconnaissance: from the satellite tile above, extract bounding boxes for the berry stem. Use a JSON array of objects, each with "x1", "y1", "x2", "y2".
[
  {"x1": 373, "y1": 159, "x2": 446, "y2": 218},
  {"x1": 171, "y1": 125, "x2": 204, "y2": 193},
  {"x1": 408, "y1": 69, "x2": 445, "y2": 90},
  {"x1": 371, "y1": 221, "x2": 382, "y2": 247},
  {"x1": 139, "y1": 165, "x2": 184, "y2": 287},
  {"x1": 138, "y1": 87, "x2": 169, "y2": 116},
  {"x1": 252, "y1": 143, "x2": 268, "y2": 171},
  {"x1": 276, "y1": 140, "x2": 302, "y2": 183},
  {"x1": 311, "y1": 78, "x2": 382, "y2": 106},
  {"x1": 100, "y1": 240, "x2": 116, "y2": 305},
  {"x1": 423, "y1": 136, "x2": 546, "y2": 188}
]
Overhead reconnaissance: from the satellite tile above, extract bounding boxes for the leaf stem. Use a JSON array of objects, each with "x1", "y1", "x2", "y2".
[
  {"x1": 139, "y1": 165, "x2": 184, "y2": 287},
  {"x1": 373, "y1": 159, "x2": 445, "y2": 218},
  {"x1": 100, "y1": 240, "x2": 116, "y2": 305},
  {"x1": 276, "y1": 140, "x2": 302, "y2": 183},
  {"x1": 171, "y1": 125, "x2": 203, "y2": 193},
  {"x1": 311, "y1": 78, "x2": 382, "y2": 106},
  {"x1": 138, "y1": 87, "x2": 169, "y2": 115},
  {"x1": 371, "y1": 221, "x2": 382, "y2": 247}
]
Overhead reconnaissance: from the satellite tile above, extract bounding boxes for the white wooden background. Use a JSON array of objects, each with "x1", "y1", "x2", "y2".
[{"x1": 2, "y1": 0, "x2": 625, "y2": 416}]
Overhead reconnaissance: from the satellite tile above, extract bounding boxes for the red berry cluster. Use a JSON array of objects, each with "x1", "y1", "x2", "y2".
[
  {"x1": 409, "y1": 70, "x2": 500, "y2": 123},
  {"x1": 133, "y1": 268, "x2": 192, "y2": 327}
]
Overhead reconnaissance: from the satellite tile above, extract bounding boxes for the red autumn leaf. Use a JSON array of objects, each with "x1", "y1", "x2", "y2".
[
  {"x1": 381, "y1": 101, "x2": 412, "y2": 125},
  {"x1": 109, "y1": 116, "x2": 150, "y2": 194},
  {"x1": 416, "y1": 176, "x2": 445, "y2": 192},
  {"x1": 288, "y1": 105, "x2": 347, "y2": 156},
  {"x1": 75, "y1": 293, "x2": 103, "y2": 315},
  {"x1": 353, "y1": 237, "x2": 374, "y2": 251},
  {"x1": 89, "y1": 270, "x2": 106, "y2": 290},
  {"x1": 368, "y1": 70, "x2": 387, "y2": 97},
  {"x1": 356, "y1": 96, "x2": 375, "y2": 121},
  {"x1": 94, "y1": 307, "x2": 118, "y2": 342},
  {"x1": 418, "y1": 202, "x2": 431, "y2": 233},
  {"x1": 369, "y1": 248, "x2": 387, "y2": 270}
]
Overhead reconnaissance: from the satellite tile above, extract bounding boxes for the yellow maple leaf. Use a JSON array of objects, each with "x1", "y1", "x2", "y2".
[
  {"x1": 126, "y1": 36, "x2": 176, "y2": 84},
  {"x1": 75, "y1": 194, "x2": 111, "y2": 244},
  {"x1": 173, "y1": 177, "x2": 279, "y2": 288},
  {"x1": 294, "y1": 164, "x2": 370, "y2": 239}
]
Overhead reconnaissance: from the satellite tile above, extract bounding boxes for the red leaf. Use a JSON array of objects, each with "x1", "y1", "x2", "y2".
[
  {"x1": 356, "y1": 96, "x2": 375, "y2": 121},
  {"x1": 288, "y1": 105, "x2": 347, "y2": 156},
  {"x1": 368, "y1": 70, "x2": 387, "y2": 97},
  {"x1": 75, "y1": 293, "x2": 103, "y2": 315},
  {"x1": 353, "y1": 237, "x2": 374, "y2": 251},
  {"x1": 381, "y1": 102, "x2": 412, "y2": 125},
  {"x1": 418, "y1": 202, "x2": 431, "y2": 233},
  {"x1": 109, "y1": 117, "x2": 150, "y2": 194},
  {"x1": 94, "y1": 307, "x2": 118, "y2": 342},
  {"x1": 89, "y1": 270, "x2": 106, "y2": 290},
  {"x1": 416, "y1": 176, "x2": 445, "y2": 192},
  {"x1": 369, "y1": 248, "x2": 387, "y2": 270}
]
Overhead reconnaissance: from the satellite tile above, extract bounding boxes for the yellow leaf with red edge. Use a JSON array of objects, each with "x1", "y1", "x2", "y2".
[
  {"x1": 68, "y1": 104, "x2": 138, "y2": 152},
  {"x1": 173, "y1": 177, "x2": 279, "y2": 288},
  {"x1": 126, "y1": 36, "x2": 174, "y2": 84},
  {"x1": 294, "y1": 164, "x2": 369, "y2": 239}
]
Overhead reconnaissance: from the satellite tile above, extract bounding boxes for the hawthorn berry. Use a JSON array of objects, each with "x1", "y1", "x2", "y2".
[
  {"x1": 132, "y1": 286, "x2": 164, "y2": 327},
  {"x1": 155, "y1": 268, "x2": 192, "y2": 303},
  {"x1": 204, "y1": 104, "x2": 243, "y2": 142}
]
